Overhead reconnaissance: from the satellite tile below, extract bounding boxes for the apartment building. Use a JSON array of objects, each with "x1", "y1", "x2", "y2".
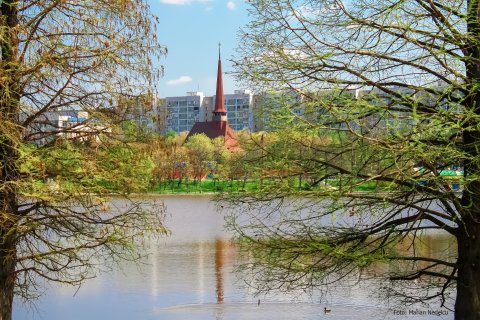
[
  {"x1": 147, "y1": 84, "x2": 457, "y2": 135},
  {"x1": 24, "y1": 109, "x2": 105, "y2": 145},
  {"x1": 163, "y1": 92, "x2": 206, "y2": 134},
  {"x1": 222, "y1": 90, "x2": 254, "y2": 132},
  {"x1": 162, "y1": 90, "x2": 255, "y2": 134}
]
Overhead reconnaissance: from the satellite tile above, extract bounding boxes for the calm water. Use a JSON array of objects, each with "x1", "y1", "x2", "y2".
[{"x1": 14, "y1": 195, "x2": 454, "y2": 320}]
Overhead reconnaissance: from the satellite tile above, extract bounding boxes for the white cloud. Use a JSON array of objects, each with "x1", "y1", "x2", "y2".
[
  {"x1": 160, "y1": 0, "x2": 190, "y2": 5},
  {"x1": 160, "y1": 0, "x2": 211, "y2": 5},
  {"x1": 227, "y1": 0, "x2": 236, "y2": 10},
  {"x1": 167, "y1": 76, "x2": 193, "y2": 86},
  {"x1": 294, "y1": 4, "x2": 340, "y2": 19}
]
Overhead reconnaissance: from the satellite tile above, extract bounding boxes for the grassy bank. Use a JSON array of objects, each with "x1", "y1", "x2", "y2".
[
  {"x1": 150, "y1": 179, "x2": 259, "y2": 194},
  {"x1": 148, "y1": 177, "x2": 455, "y2": 194},
  {"x1": 148, "y1": 178, "x2": 373, "y2": 194}
]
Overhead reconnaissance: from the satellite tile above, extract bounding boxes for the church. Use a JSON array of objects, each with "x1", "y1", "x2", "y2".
[{"x1": 185, "y1": 48, "x2": 238, "y2": 150}]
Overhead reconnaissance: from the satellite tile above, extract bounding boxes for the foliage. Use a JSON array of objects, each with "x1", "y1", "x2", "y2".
[
  {"x1": 225, "y1": 0, "x2": 480, "y2": 318},
  {"x1": 19, "y1": 140, "x2": 155, "y2": 195},
  {"x1": 184, "y1": 134, "x2": 215, "y2": 182},
  {"x1": 0, "y1": 1, "x2": 166, "y2": 319}
]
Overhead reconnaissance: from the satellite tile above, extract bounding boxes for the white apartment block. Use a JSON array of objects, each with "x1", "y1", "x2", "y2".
[
  {"x1": 122, "y1": 94, "x2": 162, "y2": 133},
  {"x1": 162, "y1": 90, "x2": 255, "y2": 134},
  {"x1": 222, "y1": 90, "x2": 254, "y2": 132},
  {"x1": 149, "y1": 86, "x2": 455, "y2": 135},
  {"x1": 164, "y1": 92, "x2": 206, "y2": 134},
  {"x1": 252, "y1": 91, "x2": 305, "y2": 132},
  {"x1": 24, "y1": 110, "x2": 105, "y2": 145}
]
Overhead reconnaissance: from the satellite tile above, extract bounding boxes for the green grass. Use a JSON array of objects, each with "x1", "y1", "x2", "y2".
[
  {"x1": 148, "y1": 177, "x2": 421, "y2": 194},
  {"x1": 149, "y1": 179, "x2": 262, "y2": 194}
]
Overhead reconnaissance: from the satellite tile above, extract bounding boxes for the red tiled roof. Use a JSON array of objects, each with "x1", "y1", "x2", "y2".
[{"x1": 186, "y1": 121, "x2": 237, "y2": 149}]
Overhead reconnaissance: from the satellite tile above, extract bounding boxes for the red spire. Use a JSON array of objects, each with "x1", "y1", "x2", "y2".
[{"x1": 214, "y1": 44, "x2": 227, "y2": 114}]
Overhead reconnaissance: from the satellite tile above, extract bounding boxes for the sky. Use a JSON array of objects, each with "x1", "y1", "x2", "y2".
[{"x1": 149, "y1": 0, "x2": 251, "y2": 98}]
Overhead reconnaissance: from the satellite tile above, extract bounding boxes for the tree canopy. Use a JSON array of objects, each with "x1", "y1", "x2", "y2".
[
  {"x1": 0, "y1": 1, "x2": 166, "y2": 319},
  {"x1": 226, "y1": 1, "x2": 480, "y2": 318}
]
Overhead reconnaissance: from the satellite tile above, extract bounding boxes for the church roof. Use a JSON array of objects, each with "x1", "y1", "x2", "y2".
[{"x1": 186, "y1": 121, "x2": 237, "y2": 149}]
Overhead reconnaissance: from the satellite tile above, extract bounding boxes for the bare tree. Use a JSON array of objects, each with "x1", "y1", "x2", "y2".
[
  {"x1": 0, "y1": 1, "x2": 166, "y2": 319},
  {"x1": 226, "y1": 0, "x2": 480, "y2": 318}
]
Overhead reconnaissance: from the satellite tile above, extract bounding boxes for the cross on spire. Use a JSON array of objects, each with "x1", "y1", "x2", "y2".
[{"x1": 218, "y1": 42, "x2": 221, "y2": 59}]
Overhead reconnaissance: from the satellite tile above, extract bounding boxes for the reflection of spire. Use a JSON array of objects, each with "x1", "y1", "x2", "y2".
[
  {"x1": 150, "y1": 238, "x2": 159, "y2": 297},
  {"x1": 198, "y1": 242, "x2": 206, "y2": 303},
  {"x1": 215, "y1": 239, "x2": 225, "y2": 304}
]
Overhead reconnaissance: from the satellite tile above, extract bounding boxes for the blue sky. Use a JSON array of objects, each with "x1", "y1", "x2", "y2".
[{"x1": 149, "y1": 0, "x2": 250, "y2": 97}]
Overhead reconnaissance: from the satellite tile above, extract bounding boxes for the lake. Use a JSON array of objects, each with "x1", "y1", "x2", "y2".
[{"x1": 14, "y1": 195, "x2": 454, "y2": 320}]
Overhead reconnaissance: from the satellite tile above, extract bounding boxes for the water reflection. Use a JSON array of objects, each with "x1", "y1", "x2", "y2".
[
  {"x1": 215, "y1": 239, "x2": 225, "y2": 305},
  {"x1": 13, "y1": 196, "x2": 454, "y2": 320}
]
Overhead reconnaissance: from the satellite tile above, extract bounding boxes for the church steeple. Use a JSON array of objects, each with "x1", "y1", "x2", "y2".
[
  {"x1": 184, "y1": 43, "x2": 238, "y2": 150},
  {"x1": 213, "y1": 43, "x2": 227, "y2": 121}
]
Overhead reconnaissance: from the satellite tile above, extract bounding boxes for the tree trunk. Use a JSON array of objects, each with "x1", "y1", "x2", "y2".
[
  {"x1": 0, "y1": 140, "x2": 20, "y2": 320},
  {"x1": 0, "y1": 225, "x2": 16, "y2": 320},
  {"x1": 456, "y1": 93, "x2": 480, "y2": 318},
  {"x1": 455, "y1": 204, "x2": 480, "y2": 319},
  {"x1": 0, "y1": 2, "x2": 20, "y2": 319},
  {"x1": 459, "y1": 0, "x2": 480, "y2": 316},
  {"x1": 456, "y1": 108, "x2": 480, "y2": 318}
]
